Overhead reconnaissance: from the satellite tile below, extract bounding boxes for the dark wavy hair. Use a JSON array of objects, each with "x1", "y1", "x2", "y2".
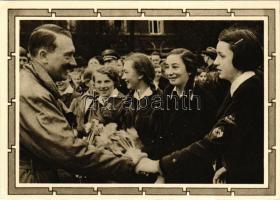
[
  {"x1": 28, "y1": 24, "x2": 72, "y2": 57},
  {"x1": 168, "y1": 48, "x2": 199, "y2": 78},
  {"x1": 218, "y1": 26, "x2": 263, "y2": 71},
  {"x1": 125, "y1": 53, "x2": 156, "y2": 90}
]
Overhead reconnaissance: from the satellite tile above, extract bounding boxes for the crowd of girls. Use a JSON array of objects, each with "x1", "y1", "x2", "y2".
[{"x1": 21, "y1": 25, "x2": 263, "y2": 183}]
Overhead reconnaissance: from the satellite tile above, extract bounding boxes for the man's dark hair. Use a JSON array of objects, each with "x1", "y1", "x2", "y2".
[
  {"x1": 28, "y1": 24, "x2": 72, "y2": 57},
  {"x1": 202, "y1": 47, "x2": 217, "y2": 60}
]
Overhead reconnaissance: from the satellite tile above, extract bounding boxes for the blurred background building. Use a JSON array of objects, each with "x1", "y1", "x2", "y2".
[{"x1": 20, "y1": 20, "x2": 263, "y2": 66}]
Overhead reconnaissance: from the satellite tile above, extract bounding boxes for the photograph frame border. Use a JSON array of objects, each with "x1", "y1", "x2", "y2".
[{"x1": 7, "y1": 7, "x2": 277, "y2": 196}]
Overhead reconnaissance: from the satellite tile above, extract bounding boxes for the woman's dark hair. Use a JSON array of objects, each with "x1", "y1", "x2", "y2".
[
  {"x1": 167, "y1": 48, "x2": 200, "y2": 89},
  {"x1": 168, "y1": 48, "x2": 198, "y2": 78},
  {"x1": 95, "y1": 66, "x2": 120, "y2": 88},
  {"x1": 218, "y1": 26, "x2": 263, "y2": 71},
  {"x1": 125, "y1": 53, "x2": 156, "y2": 90},
  {"x1": 28, "y1": 24, "x2": 72, "y2": 57}
]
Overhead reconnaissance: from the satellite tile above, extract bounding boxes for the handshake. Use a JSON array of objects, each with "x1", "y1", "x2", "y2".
[
  {"x1": 126, "y1": 149, "x2": 227, "y2": 184},
  {"x1": 85, "y1": 120, "x2": 164, "y2": 183},
  {"x1": 124, "y1": 148, "x2": 164, "y2": 183}
]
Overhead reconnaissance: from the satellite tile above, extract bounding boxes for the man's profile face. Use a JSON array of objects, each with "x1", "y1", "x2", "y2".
[{"x1": 45, "y1": 34, "x2": 76, "y2": 82}]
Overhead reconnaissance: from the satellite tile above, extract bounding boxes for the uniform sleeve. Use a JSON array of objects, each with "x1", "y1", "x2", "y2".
[
  {"x1": 20, "y1": 92, "x2": 137, "y2": 182},
  {"x1": 159, "y1": 82, "x2": 262, "y2": 178}
]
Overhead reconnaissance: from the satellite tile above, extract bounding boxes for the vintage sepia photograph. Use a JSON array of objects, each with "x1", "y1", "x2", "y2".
[
  {"x1": 0, "y1": 1, "x2": 279, "y2": 199},
  {"x1": 19, "y1": 19, "x2": 265, "y2": 184}
]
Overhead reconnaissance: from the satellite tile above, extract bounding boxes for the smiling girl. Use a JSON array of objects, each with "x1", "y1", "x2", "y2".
[
  {"x1": 74, "y1": 66, "x2": 125, "y2": 137},
  {"x1": 121, "y1": 53, "x2": 162, "y2": 156},
  {"x1": 149, "y1": 48, "x2": 217, "y2": 183}
]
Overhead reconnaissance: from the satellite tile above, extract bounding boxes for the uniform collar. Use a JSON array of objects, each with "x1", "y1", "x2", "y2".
[
  {"x1": 133, "y1": 87, "x2": 153, "y2": 100},
  {"x1": 26, "y1": 60, "x2": 60, "y2": 98},
  {"x1": 230, "y1": 71, "x2": 255, "y2": 97},
  {"x1": 172, "y1": 86, "x2": 186, "y2": 98}
]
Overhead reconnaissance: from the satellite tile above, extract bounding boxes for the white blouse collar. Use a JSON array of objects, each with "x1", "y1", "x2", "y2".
[{"x1": 133, "y1": 87, "x2": 153, "y2": 100}]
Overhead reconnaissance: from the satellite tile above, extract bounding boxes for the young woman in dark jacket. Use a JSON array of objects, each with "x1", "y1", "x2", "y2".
[
  {"x1": 150, "y1": 48, "x2": 218, "y2": 183},
  {"x1": 121, "y1": 53, "x2": 162, "y2": 156}
]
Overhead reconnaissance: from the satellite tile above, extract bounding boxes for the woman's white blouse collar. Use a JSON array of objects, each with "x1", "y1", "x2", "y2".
[{"x1": 133, "y1": 87, "x2": 153, "y2": 100}]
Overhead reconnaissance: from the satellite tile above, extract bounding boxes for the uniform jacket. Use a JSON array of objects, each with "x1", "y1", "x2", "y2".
[
  {"x1": 152, "y1": 79, "x2": 218, "y2": 158},
  {"x1": 158, "y1": 77, "x2": 170, "y2": 91},
  {"x1": 160, "y1": 72, "x2": 264, "y2": 183},
  {"x1": 20, "y1": 61, "x2": 137, "y2": 183},
  {"x1": 151, "y1": 79, "x2": 217, "y2": 183}
]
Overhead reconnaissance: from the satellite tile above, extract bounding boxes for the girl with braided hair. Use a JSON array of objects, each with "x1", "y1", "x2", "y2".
[{"x1": 121, "y1": 53, "x2": 162, "y2": 157}]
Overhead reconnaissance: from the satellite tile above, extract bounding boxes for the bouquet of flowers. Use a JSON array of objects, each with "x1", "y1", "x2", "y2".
[{"x1": 84, "y1": 119, "x2": 146, "y2": 164}]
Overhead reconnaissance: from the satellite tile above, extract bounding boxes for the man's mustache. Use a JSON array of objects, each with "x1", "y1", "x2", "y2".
[{"x1": 62, "y1": 63, "x2": 77, "y2": 71}]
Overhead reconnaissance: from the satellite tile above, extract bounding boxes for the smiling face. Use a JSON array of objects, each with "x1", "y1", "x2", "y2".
[
  {"x1": 44, "y1": 34, "x2": 77, "y2": 82},
  {"x1": 122, "y1": 60, "x2": 141, "y2": 90},
  {"x1": 165, "y1": 54, "x2": 189, "y2": 88},
  {"x1": 214, "y1": 41, "x2": 240, "y2": 83},
  {"x1": 94, "y1": 72, "x2": 115, "y2": 97}
]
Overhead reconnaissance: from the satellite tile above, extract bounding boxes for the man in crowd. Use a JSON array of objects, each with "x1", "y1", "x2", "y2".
[
  {"x1": 19, "y1": 46, "x2": 29, "y2": 70},
  {"x1": 101, "y1": 48, "x2": 129, "y2": 94},
  {"x1": 20, "y1": 24, "x2": 146, "y2": 183},
  {"x1": 101, "y1": 48, "x2": 120, "y2": 68},
  {"x1": 201, "y1": 47, "x2": 217, "y2": 72},
  {"x1": 150, "y1": 51, "x2": 161, "y2": 66}
]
